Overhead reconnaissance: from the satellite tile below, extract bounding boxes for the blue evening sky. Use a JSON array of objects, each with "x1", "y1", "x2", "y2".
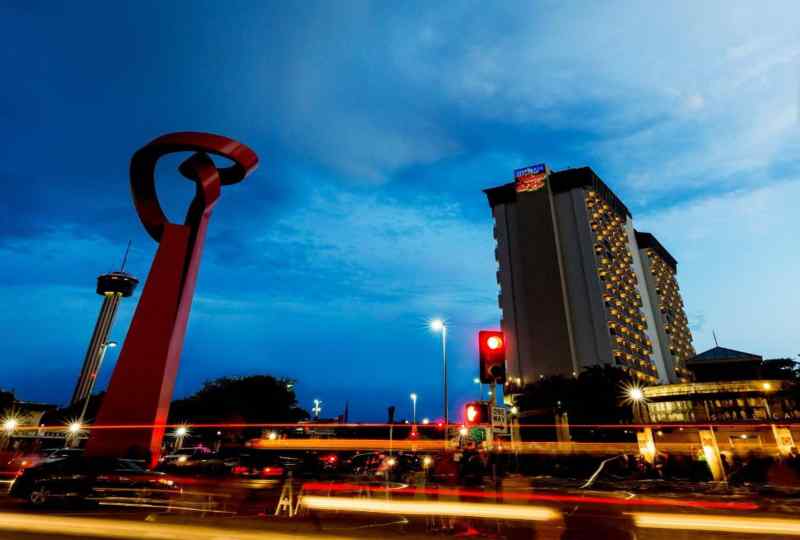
[{"x1": 1, "y1": 1, "x2": 798, "y2": 421}]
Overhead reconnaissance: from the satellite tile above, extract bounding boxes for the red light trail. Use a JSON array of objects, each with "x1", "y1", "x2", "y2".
[{"x1": 300, "y1": 481, "x2": 758, "y2": 511}]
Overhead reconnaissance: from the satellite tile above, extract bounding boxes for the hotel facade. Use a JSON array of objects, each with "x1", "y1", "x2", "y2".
[{"x1": 484, "y1": 165, "x2": 694, "y2": 390}]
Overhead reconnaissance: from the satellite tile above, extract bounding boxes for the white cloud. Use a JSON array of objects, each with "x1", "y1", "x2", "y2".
[
  {"x1": 637, "y1": 179, "x2": 800, "y2": 358},
  {"x1": 383, "y1": 2, "x2": 800, "y2": 196},
  {"x1": 249, "y1": 186, "x2": 498, "y2": 321}
]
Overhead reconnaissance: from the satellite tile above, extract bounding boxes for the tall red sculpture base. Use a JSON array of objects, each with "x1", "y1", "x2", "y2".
[{"x1": 85, "y1": 133, "x2": 258, "y2": 465}]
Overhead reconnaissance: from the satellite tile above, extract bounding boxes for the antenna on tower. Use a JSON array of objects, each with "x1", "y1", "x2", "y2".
[
  {"x1": 119, "y1": 240, "x2": 132, "y2": 272},
  {"x1": 712, "y1": 330, "x2": 719, "y2": 347}
]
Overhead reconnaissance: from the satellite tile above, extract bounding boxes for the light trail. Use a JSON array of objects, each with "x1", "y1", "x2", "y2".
[
  {"x1": 0, "y1": 438, "x2": 776, "y2": 458},
  {"x1": 300, "y1": 482, "x2": 759, "y2": 511},
  {"x1": 249, "y1": 438, "x2": 448, "y2": 451},
  {"x1": 631, "y1": 512, "x2": 800, "y2": 536},
  {"x1": 301, "y1": 495, "x2": 562, "y2": 522},
  {"x1": 248, "y1": 438, "x2": 756, "y2": 456},
  {"x1": 13, "y1": 420, "x2": 800, "y2": 431},
  {"x1": 0, "y1": 512, "x2": 347, "y2": 540}
]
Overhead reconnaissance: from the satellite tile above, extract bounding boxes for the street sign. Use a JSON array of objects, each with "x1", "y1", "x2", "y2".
[
  {"x1": 491, "y1": 405, "x2": 508, "y2": 434},
  {"x1": 469, "y1": 427, "x2": 486, "y2": 442}
]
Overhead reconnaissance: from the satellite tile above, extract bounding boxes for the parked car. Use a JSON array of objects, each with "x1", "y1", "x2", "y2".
[
  {"x1": 228, "y1": 450, "x2": 297, "y2": 480},
  {"x1": 1, "y1": 448, "x2": 85, "y2": 483},
  {"x1": 9, "y1": 456, "x2": 180, "y2": 506},
  {"x1": 41, "y1": 448, "x2": 84, "y2": 460},
  {"x1": 348, "y1": 451, "x2": 423, "y2": 483},
  {"x1": 158, "y1": 446, "x2": 219, "y2": 472}
]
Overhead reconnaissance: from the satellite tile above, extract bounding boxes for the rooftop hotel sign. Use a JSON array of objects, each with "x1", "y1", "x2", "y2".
[{"x1": 514, "y1": 163, "x2": 548, "y2": 192}]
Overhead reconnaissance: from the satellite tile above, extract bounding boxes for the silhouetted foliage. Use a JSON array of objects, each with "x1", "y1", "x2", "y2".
[
  {"x1": 41, "y1": 392, "x2": 105, "y2": 425},
  {"x1": 170, "y1": 375, "x2": 308, "y2": 424},
  {"x1": 515, "y1": 364, "x2": 635, "y2": 441},
  {"x1": 761, "y1": 358, "x2": 800, "y2": 380},
  {"x1": 0, "y1": 389, "x2": 15, "y2": 414}
]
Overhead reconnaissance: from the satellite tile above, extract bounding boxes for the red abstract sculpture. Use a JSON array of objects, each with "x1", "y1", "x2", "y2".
[{"x1": 85, "y1": 132, "x2": 258, "y2": 464}]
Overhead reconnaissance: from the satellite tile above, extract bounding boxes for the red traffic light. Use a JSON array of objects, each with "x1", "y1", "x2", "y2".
[
  {"x1": 464, "y1": 401, "x2": 488, "y2": 426},
  {"x1": 478, "y1": 330, "x2": 506, "y2": 384},
  {"x1": 467, "y1": 405, "x2": 479, "y2": 423},
  {"x1": 486, "y1": 335, "x2": 503, "y2": 350}
]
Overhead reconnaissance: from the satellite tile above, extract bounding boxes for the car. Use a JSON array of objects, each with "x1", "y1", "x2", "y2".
[
  {"x1": 348, "y1": 451, "x2": 424, "y2": 484},
  {"x1": 158, "y1": 446, "x2": 218, "y2": 471},
  {"x1": 9, "y1": 456, "x2": 180, "y2": 506},
  {"x1": 1, "y1": 448, "x2": 84, "y2": 483},
  {"x1": 229, "y1": 450, "x2": 296, "y2": 480},
  {"x1": 41, "y1": 448, "x2": 85, "y2": 460}
]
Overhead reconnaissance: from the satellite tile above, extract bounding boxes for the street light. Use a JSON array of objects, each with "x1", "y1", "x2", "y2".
[
  {"x1": 422, "y1": 417, "x2": 430, "y2": 425},
  {"x1": 622, "y1": 382, "x2": 648, "y2": 423},
  {"x1": 1, "y1": 417, "x2": 17, "y2": 451},
  {"x1": 174, "y1": 425, "x2": 189, "y2": 450},
  {"x1": 312, "y1": 399, "x2": 322, "y2": 419},
  {"x1": 410, "y1": 393, "x2": 417, "y2": 425},
  {"x1": 762, "y1": 382, "x2": 775, "y2": 419},
  {"x1": 78, "y1": 340, "x2": 117, "y2": 424},
  {"x1": 628, "y1": 387, "x2": 644, "y2": 402},
  {"x1": 429, "y1": 318, "x2": 448, "y2": 430},
  {"x1": 3, "y1": 418, "x2": 18, "y2": 433},
  {"x1": 64, "y1": 421, "x2": 82, "y2": 448}
]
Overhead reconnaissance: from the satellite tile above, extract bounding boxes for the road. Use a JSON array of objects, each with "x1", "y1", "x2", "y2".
[{"x1": 1, "y1": 481, "x2": 799, "y2": 540}]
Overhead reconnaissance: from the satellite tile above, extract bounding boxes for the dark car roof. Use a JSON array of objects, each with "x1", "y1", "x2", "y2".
[{"x1": 36, "y1": 456, "x2": 151, "y2": 473}]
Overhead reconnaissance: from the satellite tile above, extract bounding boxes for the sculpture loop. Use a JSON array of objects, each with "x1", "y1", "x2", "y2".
[{"x1": 130, "y1": 132, "x2": 259, "y2": 241}]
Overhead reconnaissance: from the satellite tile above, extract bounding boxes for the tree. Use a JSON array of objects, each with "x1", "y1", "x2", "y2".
[
  {"x1": 169, "y1": 375, "x2": 309, "y2": 440},
  {"x1": 0, "y1": 389, "x2": 14, "y2": 414},
  {"x1": 761, "y1": 358, "x2": 800, "y2": 380},
  {"x1": 40, "y1": 392, "x2": 105, "y2": 425},
  {"x1": 571, "y1": 365, "x2": 635, "y2": 427},
  {"x1": 515, "y1": 365, "x2": 634, "y2": 441}
]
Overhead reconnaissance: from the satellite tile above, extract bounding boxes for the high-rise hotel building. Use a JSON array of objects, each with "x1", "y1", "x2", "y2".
[
  {"x1": 484, "y1": 165, "x2": 694, "y2": 388},
  {"x1": 634, "y1": 232, "x2": 695, "y2": 382}
]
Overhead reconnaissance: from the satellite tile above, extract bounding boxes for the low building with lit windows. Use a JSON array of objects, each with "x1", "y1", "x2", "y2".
[
  {"x1": 643, "y1": 346, "x2": 800, "y2": 423},
  {"x1": 643, "y1": 379, "x2": 798, "y2": 423}
]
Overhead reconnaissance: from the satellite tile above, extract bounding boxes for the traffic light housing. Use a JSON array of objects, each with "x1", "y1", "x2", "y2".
[
  {"x1": 464, "y1": 401, "x2": 490, "y2": 426},
  {"x1": 479, "y1": 330, "x2": 506, "y2": 384}
]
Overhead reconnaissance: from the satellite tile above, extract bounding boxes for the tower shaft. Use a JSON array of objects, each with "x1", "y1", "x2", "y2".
[
  {"x1": 70, "y1": 271, "x2": 138, "y2": 410},
  {"x1": 70, "y1": 293, "x2": 121, "y2": 406}
]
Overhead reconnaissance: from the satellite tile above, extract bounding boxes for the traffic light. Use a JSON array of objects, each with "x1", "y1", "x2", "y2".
[
  {"x1": 464, "y1": 401, "x2": 489, "y2": 426},
  {"x1": 478, "y1": 330, "x2": 506, "y2": 384}
]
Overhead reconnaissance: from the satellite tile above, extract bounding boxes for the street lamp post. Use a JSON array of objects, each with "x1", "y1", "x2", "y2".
[
  {"x1": 174, "y1": 425, "x2": 188, "y2": 450},
  {"x1": 66, "y1": 422, "x2": 82, "y2": 448},
  {"x1": 410, "y1": 393, "x2": 417, "y2": 425},
  {"x1": 78, "y1": 340, "x2": 117, "y2": 424},
  {"x1": 625, "y1": 385, "x2": 648, "y2": 424},
  {"x1": 762, "y1": 382, "x2": 775, "y2": 420},
  {"x1": 430, "y1": 319, "x2": 448, "y2": 431},
  {"x1": 1, "y1": 418, "x2": 17, "y2": 451},
  {"x1": 312, "y1": 399, "x2": 322, "y2": 419},
  {"x1": 474, "y1": 377, "x2": 483, "y2": 400}
]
